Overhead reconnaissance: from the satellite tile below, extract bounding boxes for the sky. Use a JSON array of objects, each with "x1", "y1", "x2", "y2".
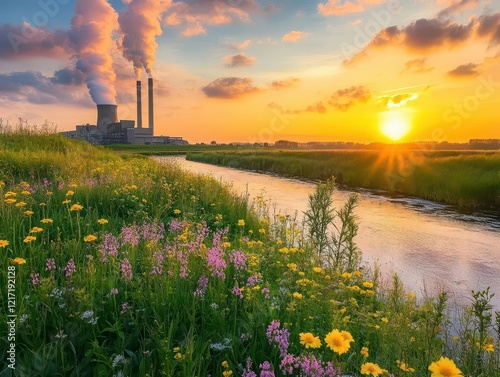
[{"x1": 0, "y1": 0, "x2": 499, "y2": 144}]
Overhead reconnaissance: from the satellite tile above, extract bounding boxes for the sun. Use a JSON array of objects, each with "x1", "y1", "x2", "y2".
[{"x1": 380, "y1": 111, "x2": 411, "y2": 141}]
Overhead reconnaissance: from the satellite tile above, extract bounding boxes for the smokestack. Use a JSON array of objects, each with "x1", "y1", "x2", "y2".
[
  {"x1": 148, "y1": 77, "x2": 154, "y2": 134},
  {"x1": 96, "y1": 104, "x2": 118, "y2": 134},
  {"x1": 136, "y1": 80, "x2": 142, "y2": 129}
]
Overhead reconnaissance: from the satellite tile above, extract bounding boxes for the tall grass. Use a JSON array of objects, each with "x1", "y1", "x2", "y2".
[
  {"x1": 0, "y1": 134, "x2": 498, "y2": 376},
  {"x1": 187, "y1": 150, "x2": 500, "y2": 209}
]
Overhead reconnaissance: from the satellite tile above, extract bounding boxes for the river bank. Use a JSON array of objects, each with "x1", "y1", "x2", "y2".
[{"x1": 186, "y1": 150, "x2": 500, "y2": 210}]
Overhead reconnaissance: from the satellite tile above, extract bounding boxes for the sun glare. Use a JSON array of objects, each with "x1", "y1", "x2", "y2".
[{"x1": 380, "y1": 111, "x2": 411, "y2": 141}]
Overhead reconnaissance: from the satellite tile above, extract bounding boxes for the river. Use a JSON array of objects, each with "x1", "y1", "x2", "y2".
[{"x1": 156, "y1": 156, "x2": 500, "y2": 311}]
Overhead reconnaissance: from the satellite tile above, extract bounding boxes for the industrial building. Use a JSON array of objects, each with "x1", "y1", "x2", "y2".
[{"x1": 61, "y1": 78, "x2": 188, "y2": 145}]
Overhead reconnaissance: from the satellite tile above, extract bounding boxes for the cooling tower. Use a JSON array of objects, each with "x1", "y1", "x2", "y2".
[
  {"x1": 136, "y1": 80, "x2": 142, "y2": 129},
  {"x1": 96, "y1": 104, "x2": 118, "y2": 134},
  {"x1": 148, "y1": 77, "x2": 154, "y2": 134}
]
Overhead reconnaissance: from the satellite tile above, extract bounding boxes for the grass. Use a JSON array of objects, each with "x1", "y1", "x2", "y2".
[
  {"x1": 0, "y1": 132, "x2": 499, "y2": 376},
  {"x1": 186, "y1": 150, "x2": 500, "y2": 209}
]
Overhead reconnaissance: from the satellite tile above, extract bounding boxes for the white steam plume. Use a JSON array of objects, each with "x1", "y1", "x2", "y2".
[
  {"x1": 118, "y1": 0, "x2": 171, "y2": 78},
  {"x1": 70, "y1": 0, "x2": 118, "y2": 104}
]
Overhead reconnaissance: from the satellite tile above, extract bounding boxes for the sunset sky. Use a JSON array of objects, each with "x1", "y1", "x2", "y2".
[{"x1": 1, "y1": 0, "x2": 499, "y2": 143}]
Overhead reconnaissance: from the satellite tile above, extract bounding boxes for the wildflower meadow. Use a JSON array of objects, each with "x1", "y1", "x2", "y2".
[{"x1": 1, "y1": 131, "x2": 499, "y2": 376}]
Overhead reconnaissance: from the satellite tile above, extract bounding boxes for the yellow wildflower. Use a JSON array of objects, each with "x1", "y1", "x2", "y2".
[
  {"x1": 173, "y1": 209, "x2": 181, "y2": 215},
  {"x1": 258, "y1": 228, "x2": 265, "y2": 234},
  {"x1": 66, "y1": 190, "x2": 75, "y2": 196},
  {"x1": 24, "y1": 210, "x2": 34, "y2": 216},
  {"x1": 360, "y1": 346, "x2": 369, "y2": 358},
  {"x1": 299, "y1": 332, "x2": 322, "y2": 349},
  {"x1": 293, "y1": 292, "x2": 303, "y2": 300},
  {"x1": 62, "y1": 199, "x2": 71, "y2": 204},
  {"x1": 360, "y1": 362, "x2": 383, "y2": 376},
  {"x1": 84, "y1": 234, "x2": 97, "y2": 242},
  {"x1": 428, "y1": 357, "x2": 463, "y2": 377},
  {"x1": 221, "y1": 361, "x2": 229, "y2": 368},
  {"x1": 41, "y1": 218, "x2": 53, "y2": 224},
  {"x1": 30, "y1": 227, "x2": 43, "y2": 233},
  {"x1": 12, "y1": 257, "x2": 27, "y2": 265},
  {"x1": 324, "y1": 329, "x2": 351, "y2": 355},
  {"x1": 313, "y1": 267, "x2": 323, "y2": 273},
  {"x1": 4, "y1": 191, "x2": 16, "y2": 198},
  {"x1": 363, "y1": 281, "x2": 374, "y2": 288},
  {"x1": 0, "y1": 240, "x2": 10, "y2": 248},
  {"x1": 381, "y1": 317, "x2": 389, "y2": 323},
  {"x1": 238, "y1": 219, "x2": 245, "y2": 226},
  {"x1": 21, "y1": 190, "x2": 31, "y2": 195},
  {"x1": 341, "y1": 272, "x2": 352, "y2": 278},
  {"x1": 97, "y1": 219, "x2": 108, "y2": 225},
  {"x1": 70, "y1": 204, "x2": 83, "y2": 211},
  {"x1": 4, "y1": 199, "x2": 16, "y2": 204},
  {"x1": 24, "y1": 236, "x2": 36, "y2": 243},
  {"x1": 483, "y1": 343, "x2": 494, "y2": 352},
  {"x1": 287, "y1": 263, "x2": 297, "y2": 272},
  {"x1": 15, "y1": 201, "x2": 26, "y2": 207},
  {"x1": 222, "y1": 371, "x2": 233, "y2": 377}
]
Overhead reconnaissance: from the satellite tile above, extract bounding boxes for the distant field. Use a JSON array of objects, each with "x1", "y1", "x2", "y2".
[{"x1": 185, "y1": 149, "x2": 500, "y2": 209}]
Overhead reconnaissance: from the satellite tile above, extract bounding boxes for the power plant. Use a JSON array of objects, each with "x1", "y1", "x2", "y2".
[{"x1": 62, "y1": 78, "x2": 187, "y2": 145}]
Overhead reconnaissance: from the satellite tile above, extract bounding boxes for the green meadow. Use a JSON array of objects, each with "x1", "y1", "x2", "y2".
[
  {"x1": 1, "y1": 132, "x2": 499, "y2": 376},
  {"x1": 186, "y1": 150, "x2": 500, "y2": 210}
]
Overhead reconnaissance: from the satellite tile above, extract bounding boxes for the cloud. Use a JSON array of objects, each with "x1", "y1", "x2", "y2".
[
  {"x1": 437, "y1": 0, "x2": 480, "y2": 19},
  {"x1": 269, "y1": 78, "x2": 300, "y2": 89},
  {"x1": 202, "y1": 77, "x2": 259, "y2": 98},
  {"x1": 51, "y1": 67, "x2": 86, "y2": 85},
  {"x1": 402, "y1": 58, "x2": 435, "y2": 73},
  {"x1": 343, "y1": 12, "x2": 500, "y2": 64},
  {"x1": 0, "y1": 70, "x2": 92, "y2": 106},
  {"x1": 226, "y1": 39, "x2": 251, "y2": 51},
  {"x1": 318, "y1": 0, "x2": 385, "y2": 16},
  {"x1": 282, "y1": 30, "x2": 307, "y2": 42},
  {"x1": 475, "y1": 13, "x2": 500, "y2": 45},
  {"x1": 0, "y1": 23, "x2": 69, "y2": 59},
  {"x1": 224, "y1": 53, "x2": 255, "y2": 67},
  {"x1": 447, "y1": 62, "x2": 481, "y2": 76},
  {"x1": 328, "y1": 85, "x2": 371, "y2": 111},
  {"x1": 165, "y1": 0, "x2": 259, "y2": 37},
  {"x1": 306, "y1": 101, "x2": 327, "y2": 113},
  {"x1": 378, "y1": 93, "x2": 418, "y2": 108}
]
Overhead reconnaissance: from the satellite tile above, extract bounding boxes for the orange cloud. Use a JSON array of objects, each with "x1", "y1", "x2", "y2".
[
  {"x1": 378, "y1": 93, "x2": 418, "y2": 108},
  {"x1": 165, "y1": 0, "x2": 259, "y2": 36},
  {"x1": 447, "y1": 62, "x2": 481, "y2": 77},
  {"x1": 318, "y1": 0, "x2": 385, "y2": 16},
  {"x1": 402, "y1": 58, "x2": 435, "y2": 73},
  {"x1": 224, "y1": 53, "x2": 256, "y2": 67},
  {"x1": 343, "y1": 12, "x2": 500, "y2": 65},
  {"x1": 282, "y1": 30, "x2": 307, "y2": 42},
  {"x1": 269, "y1": 78, "x2": 300, "y2": 89},
  {"x1": 202, "y1": 77, "x2": 259, "y2": 98},
  {"x1": 329, "y1": 85, "x2": 371, "y2": 111}
]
